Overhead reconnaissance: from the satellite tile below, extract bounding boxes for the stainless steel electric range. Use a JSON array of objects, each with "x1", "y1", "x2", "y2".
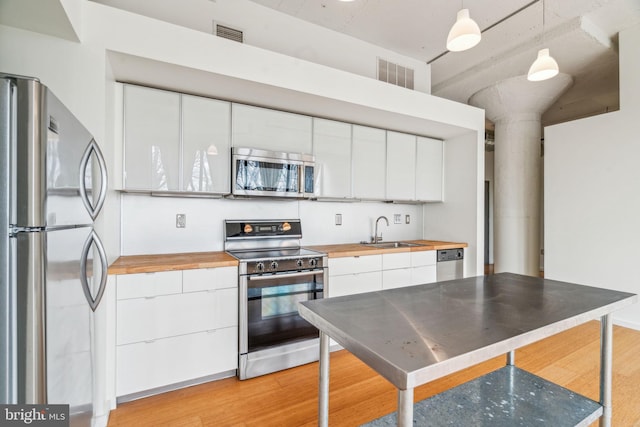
[{"x1": 224, "y1": 219, "x2": 327, "y2": 380}]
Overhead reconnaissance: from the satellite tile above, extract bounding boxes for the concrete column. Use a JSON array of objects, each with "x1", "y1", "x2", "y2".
[{"x1": 469, "y1": 74, "x2": 572, "y2": 276}]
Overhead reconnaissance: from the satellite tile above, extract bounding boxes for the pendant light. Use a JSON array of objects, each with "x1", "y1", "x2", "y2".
[
  {"x1": 446, "y1": 8, "x2": 481, "y2": 52},
  {"x1": 527, "y1": 0, "x2": 559, "y2": 81}
]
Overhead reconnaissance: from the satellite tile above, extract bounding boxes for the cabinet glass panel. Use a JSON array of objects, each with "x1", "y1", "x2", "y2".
[
  {"x1": 124, "y1": 85, "x2": 180, "y2": 191},
  {"x1": 182, "y1": 95, "x2": 231, "y2": 193}
]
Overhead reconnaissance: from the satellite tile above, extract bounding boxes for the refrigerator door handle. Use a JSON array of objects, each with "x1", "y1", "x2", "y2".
[
  {"x1": 79, "y1": 139, "x2": 108, "y2": 221},
  {"x1": 80, "y1": 230, "x2": 108, "y2": 312}
]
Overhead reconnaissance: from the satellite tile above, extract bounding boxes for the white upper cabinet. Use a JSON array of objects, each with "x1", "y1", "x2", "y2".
[
  {"x1": 312, "y1": 118, "x2": 352, "y2": 199},
  {"x1": 124, "y1": 85, "x2": 180, "y2": 191},
  {"x1": 386, "y1": 131, "x2": 417, "y2": 201},
  {"x1": 415, "y1": 136, "x2": 444, "y2": 202},
  {"x1": 232, "y1": 104, "x2": 312, "y2": 153},
  {"x1": 182, "y1": 95, "x2": 231, "y2": 194},
  {"x1": 352, "y1": 125, "x2": 386, "y2": 200},
  {"x1": 122, "y1": 85, "x2": 231, "y2": 194}
]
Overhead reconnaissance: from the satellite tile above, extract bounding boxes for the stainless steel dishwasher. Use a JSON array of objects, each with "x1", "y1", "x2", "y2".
[{"x1": 436, "y1": 248, "x2": 464, "y2": 281}]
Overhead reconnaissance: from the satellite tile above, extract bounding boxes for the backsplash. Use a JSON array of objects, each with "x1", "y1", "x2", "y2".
[{"x1": 121, "y1": 194, "x2": 423, "y2": 255}]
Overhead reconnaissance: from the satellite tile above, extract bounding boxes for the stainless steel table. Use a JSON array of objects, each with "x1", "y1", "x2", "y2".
[{"x1": 298, "y1": 273, "x2": 637, "y2": 427}]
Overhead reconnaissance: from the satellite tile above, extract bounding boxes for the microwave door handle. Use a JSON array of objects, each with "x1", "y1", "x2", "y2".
[
  {"x1": 299, "y1": 164, "x2": 304, "y2": 197},
  {"x1": 80, "y1": 230, "x2": 108, "y2": 312},
  {"x1": 79, "y1": 139, "x2": 108, "y2": 221}
]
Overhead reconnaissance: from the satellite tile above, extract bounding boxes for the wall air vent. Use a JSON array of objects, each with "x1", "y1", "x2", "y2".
[
  {"x1": 377, "y1": 58, "x2": 414, "y2": 90},
  {"x1": 215, "y1": 24, "x2": 244, "y2": 43}
]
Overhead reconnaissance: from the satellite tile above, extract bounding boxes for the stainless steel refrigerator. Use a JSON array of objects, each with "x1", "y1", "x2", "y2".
[{"x1": 1, "y1": 73, "x2": 108, "y2": 426}]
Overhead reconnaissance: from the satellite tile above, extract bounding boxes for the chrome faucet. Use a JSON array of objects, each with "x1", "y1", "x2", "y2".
[{"x1": 372, "y1": 216, "x2": 389, "y2": 243}]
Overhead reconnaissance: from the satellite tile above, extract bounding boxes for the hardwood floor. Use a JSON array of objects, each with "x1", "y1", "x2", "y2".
[{"x1": 107, "y1": 321, "x2": 640, "y2": 427}]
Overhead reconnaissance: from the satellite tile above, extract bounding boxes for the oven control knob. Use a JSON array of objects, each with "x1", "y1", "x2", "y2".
[
  {"x1": 296, "y1": 259, "x2": 304, "y2": 268},
  {"x1": 256, "y1": 262, "x2": 264, "y2": 272},
  {"x1": 270, "y1": 261, "x2": 279, "y2": 270},
  {"x1": 309, "y1": 258, "x2": 318, "y2": 268}
]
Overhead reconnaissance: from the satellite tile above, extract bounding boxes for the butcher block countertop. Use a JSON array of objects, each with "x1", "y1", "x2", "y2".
[
  {"x1": 108, "y1": 240, "x2": 466, "y2": 274},
  {"x1": 306, "y1": 240, "x2": 467, "y2": 258},
  {"x1": 108, "y1": 251, "x2": 238, "y2": 275}
]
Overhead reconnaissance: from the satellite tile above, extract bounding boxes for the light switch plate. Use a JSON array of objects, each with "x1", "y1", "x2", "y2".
[
  {"x1": 405, "y1": 215, "x2": 411, "y2": 224},
  {"x1": 394, "y1": 214, "x2": 401, "y2": 224},
  {"x1": 176, "y1": 214, "x2": 186, "y2": 228},
  {"x1": 335, "y1": 214, "x2": 342, "y2": 226}
]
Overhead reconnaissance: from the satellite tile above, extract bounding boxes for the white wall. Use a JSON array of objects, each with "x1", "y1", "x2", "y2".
[
  {"x1": 121, "y1": 195, "x2": 423, "y2": 255},
  {"x1": 545, "y1": 23, "x2": 640, "y2": 330},
  {"x1": 423, "y1": 130, "x2": 485, "y2": 277},
  {"x1": 88, "y1": 0, "x2": 431, "y2": 93}
]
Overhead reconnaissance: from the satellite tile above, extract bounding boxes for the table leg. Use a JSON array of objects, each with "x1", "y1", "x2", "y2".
[
  {"x1": 506, "y1": 350, "x2": 515, "y2": 366},
  {"x1": 319, "y1": 332, "x2": 330, "y2": 427},
  {"x1": 397, "y1": 388, "x2": 414, "y2": 427},
  {"x1": 599, "y1": 314, "x2": 612, "y2": 427}
]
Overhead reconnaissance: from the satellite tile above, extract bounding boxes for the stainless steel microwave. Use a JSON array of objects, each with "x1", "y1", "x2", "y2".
[{"x1": 231, "y1": 147, "x2": 315, "y2": 198}]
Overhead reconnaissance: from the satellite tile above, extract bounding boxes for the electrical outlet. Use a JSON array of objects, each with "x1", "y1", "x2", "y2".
[
  {"x1": 176, "y1": 214, "x2": 186, "y2": 228},
  {"x1": 394, "y1": 214, "x2": 401, "y2": 224},
  {"x1": 335, "y1": 213, "x2": 342, "y2": 226},
  {"x1": 405, "y1": 215, "x2": 411, "y2": 224}
]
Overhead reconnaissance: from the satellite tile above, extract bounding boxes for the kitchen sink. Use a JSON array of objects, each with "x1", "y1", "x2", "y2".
[{"x1": 364, "y1": 242, "x2": 424, "y2": 249}]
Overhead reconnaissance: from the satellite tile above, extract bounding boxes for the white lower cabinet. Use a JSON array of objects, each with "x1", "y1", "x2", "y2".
[
  {"x1": 382, "y1": 252, "x2": 412, "y2": 290},
  {"x1": 410, "y1": 250, "x2": 437, "y2": 285},
  {"x1": 116, "y1": 327, "x2": 237, "y2": 397},
  {"x1": 330, "y1": 271, "x2": 383, "y2": 297},
  {"x1": 328, "y1": 255, "x2": 382, "y2": 297},
  {"x1": 116, "y1": 288, "x2": 237, "y2": 346},
  {"x1": 382, "y1": 268, "x2": 412, "y2": 290},
  {"x1": 115, "y1": 267, "x2": 238, "y2": 398},
  {"x1": 329, "y1": 251, "x2": 437, "y2": 296}
]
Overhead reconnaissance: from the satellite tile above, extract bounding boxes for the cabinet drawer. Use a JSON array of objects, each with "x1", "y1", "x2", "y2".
[
  {"x1": 183, "y1": 267, "x2": 237, "y2": 292},
  {"x1": 116, "y1": 271, "x2": 182, "y2": 300},
  {"x1": 382, "y1": 268, "x2": 412, "y2": 290},
  {"x1": 116, "y1": 327, "x2": 238, "y2": 397},
  {"x1": 328, "y1": 271, "x2": 382, "y2": 298},
  {"x1": 382, "y1": 252, "x2": 411, "y2": 270},
  {"x1": 411, "y1": 265, "x2": 437, "y2": 286},
  {"x1": 329, "y1": 255, "x2": 382, "y2": 276},
  {"x1": 117, "y1": 288, "x2": 238, "y2": 345},
  {"x1": 411, "y1": 250, "x2": 436, "y2": 267}
]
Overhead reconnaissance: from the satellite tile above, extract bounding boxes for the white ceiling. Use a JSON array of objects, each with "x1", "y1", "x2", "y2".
[
  {"x1": 86, "y1": 0, "x2": 640, "y2": 127},
  {"x1": 248, "y1": 0, "x2": 640, "y2": 126}
]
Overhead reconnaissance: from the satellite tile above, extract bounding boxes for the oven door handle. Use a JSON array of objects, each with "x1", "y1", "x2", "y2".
[{"x1": 247, "y1": 270, "x2": 322, "y2": 281}]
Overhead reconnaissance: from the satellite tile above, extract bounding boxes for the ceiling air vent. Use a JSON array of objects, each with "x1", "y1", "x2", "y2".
[
  {"x1": 215, "y1": 24, "x2": 243, "y2": 43},
  {"x1": 378, "y1": 58, "x2": 414, "y2": 90}
]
